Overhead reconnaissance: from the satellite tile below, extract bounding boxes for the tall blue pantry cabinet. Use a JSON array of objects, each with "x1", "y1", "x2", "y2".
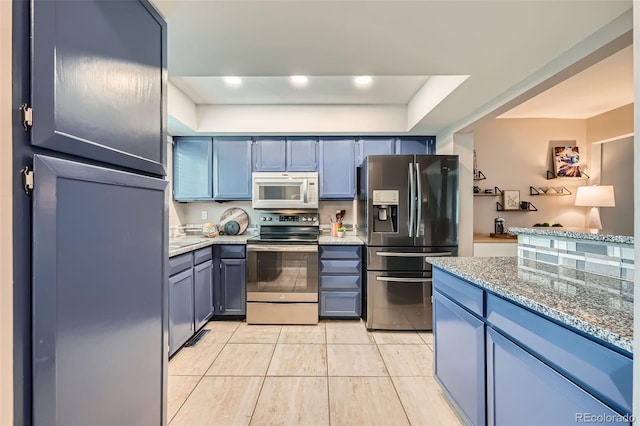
[{"x1": 22, "y1": 1, "x2": 168, "y2": 425}]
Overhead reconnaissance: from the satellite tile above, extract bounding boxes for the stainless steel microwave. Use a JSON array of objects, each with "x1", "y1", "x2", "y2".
[{"x1": 252, "y1": 172, "x2": 319, "y2": 209}]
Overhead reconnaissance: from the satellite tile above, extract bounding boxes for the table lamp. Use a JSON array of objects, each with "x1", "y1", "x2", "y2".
[{"x1": 574, "y1": 185, "x2": 615, "y2": 233}]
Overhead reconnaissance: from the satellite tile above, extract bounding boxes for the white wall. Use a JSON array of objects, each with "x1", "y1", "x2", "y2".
[
  {"x1": 473, "y1": 118, "x2": 589, "y2": 235},
  {"x1": 0, "y1": 1, "x2": 13, "y2": 424},
  {"x1": 452, "y1": 133, "x2": 474, "y2": 256}
]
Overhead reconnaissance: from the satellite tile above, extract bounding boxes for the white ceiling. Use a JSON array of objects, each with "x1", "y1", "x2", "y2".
[{"x1": 152, "y1": 0, "x2": 633, "y2": 136}]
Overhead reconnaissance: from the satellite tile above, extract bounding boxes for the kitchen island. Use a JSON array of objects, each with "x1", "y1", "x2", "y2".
[{"x1": 427, "y1": 234, "x2": 633, "y2": 425}]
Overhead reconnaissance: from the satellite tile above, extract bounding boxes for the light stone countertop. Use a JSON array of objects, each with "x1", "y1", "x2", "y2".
[
  {"x1": 427, "y1": 256, "x2": 633, "y2": 354},
  {"x1": 318, "y1": 234, "x2": 365, "y2": 245},
  {"x1": 509, "y1": 227, "x2": 634, "y2": 245},
  {"x1": 169, "y1": 235, "x2": 253, "y2": 257}
]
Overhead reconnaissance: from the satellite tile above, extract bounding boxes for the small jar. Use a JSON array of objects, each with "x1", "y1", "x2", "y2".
[{"x1": 494, "y1": 217, "x2": 505, "y2": 235}]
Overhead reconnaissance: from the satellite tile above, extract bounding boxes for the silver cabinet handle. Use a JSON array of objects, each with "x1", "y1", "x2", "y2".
[
  {"x1": 408, "y1": 163, "x2": 415, "y2": 238},
  {"x1": 376, "y1": 251, "x2": 452, "y2": 257},
  {"x1": 415, "y1": 162, "x2": 422, "y2": 237},
  {"x1": 247, "y1": 245, "x2": 318, "y2": 253},
  {"x1": 376, "y1": 276, "x2": 433, "y2": 283}
]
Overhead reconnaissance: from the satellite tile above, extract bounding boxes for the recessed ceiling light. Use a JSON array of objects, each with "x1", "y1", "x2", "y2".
[
  {"x1": 224, "y1": 76, "x2": 242, "y2": 87},
  {"x1": 290, "y1": 75, "x2": 309, "y2": 86},
  {"x1": 354, "y1": 76, "x2": 373, "y2": 87}
]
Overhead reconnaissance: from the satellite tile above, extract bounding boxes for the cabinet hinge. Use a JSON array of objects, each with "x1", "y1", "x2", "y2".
[
  {"x1": 20, "y1": 103, "x2": 33, "y2": 131},
  {"x1": 21, "y1": 166, "x2": 34, "y2": 195}
]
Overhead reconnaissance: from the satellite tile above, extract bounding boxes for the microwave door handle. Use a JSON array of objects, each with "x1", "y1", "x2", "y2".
[
  {"x1": 415, "y1": 162, "x2": 422, "y2": 237},
  {"x1": 408, "y1": 163, "x2": 414, "y2": 238},
  {"x1": 302, "y1": 182, "x2": 307, "y2": 203}
]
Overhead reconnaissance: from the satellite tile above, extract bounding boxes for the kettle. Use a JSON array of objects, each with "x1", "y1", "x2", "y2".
[{"x1": 494, "y1": 217, "x2": 505, "y2": 235}]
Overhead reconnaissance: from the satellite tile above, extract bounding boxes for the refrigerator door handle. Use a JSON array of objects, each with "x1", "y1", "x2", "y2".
[
  {"x1": 415, "y1": 162, "x2": 422, "y2": 237},
  {"x1": 375, "y1": 276, "x2": 433, "y2": 283},
  {"x1": 376, "y1": 251, "x2": 452, "y2": 257},
  {"x1": 408, "y1": 163, "x2": 415, "y2": 237}
]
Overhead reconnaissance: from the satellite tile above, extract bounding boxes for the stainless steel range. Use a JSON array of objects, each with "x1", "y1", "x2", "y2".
[{"x1": 246, "y1": 211, "x2": 319, "y2": 325}]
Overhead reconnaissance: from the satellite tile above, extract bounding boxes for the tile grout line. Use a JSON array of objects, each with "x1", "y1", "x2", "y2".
[
  {"x1": 247, "y1": 325, "x2": 283, "y2": 425},
  {"x1": 375, "y1": 337, "x2": 413, "y2": 426},
  {"x1": 325, "y1": 323, "x2": 332, "y2": 426}
]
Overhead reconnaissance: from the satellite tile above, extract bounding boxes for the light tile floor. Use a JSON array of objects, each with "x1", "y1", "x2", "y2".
[{"x1": 168, "y1": 320, "x2": 462, "y2": 426}]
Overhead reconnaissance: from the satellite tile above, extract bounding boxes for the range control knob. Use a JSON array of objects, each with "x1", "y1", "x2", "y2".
[
  {"x1": 301, "y1": 217, "x2": 307, "y2": 222},
  {"x1": 261, "y1": 217, "x2": 266, "y2": 221},
  {"x1": 267, "y1": 217, "x2": 273, "y2": 221},
  {"x1": 312, "y1": 217, "x2": 317, "y2": 222}
]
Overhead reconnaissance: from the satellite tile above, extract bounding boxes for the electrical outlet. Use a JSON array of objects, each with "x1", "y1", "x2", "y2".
[{"x1": 201, "y1": 210, "x2": 208, "y2": 220}]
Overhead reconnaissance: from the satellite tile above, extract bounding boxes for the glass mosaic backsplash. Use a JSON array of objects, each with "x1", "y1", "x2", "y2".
[{"x1": 518, "y1": 235, "x2": 634, "y2": 281}]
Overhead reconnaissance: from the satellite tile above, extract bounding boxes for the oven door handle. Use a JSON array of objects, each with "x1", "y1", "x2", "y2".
[
  {"x1": 248, "y1": 245, "x2": 318, "y2": 253},
  {"x1": 375, "y1": 276, "x2": 433, "y2": 283},
  {"x1": 375, "y1": 251, "x2": 452, "y2": 257}
]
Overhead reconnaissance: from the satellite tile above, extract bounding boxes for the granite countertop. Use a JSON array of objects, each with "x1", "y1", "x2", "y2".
[
  {"x1": 509, "y1": 227, "x2": 634, "y2": 245},
  {"x1": 169, "y1": 235, "x2": 253, "y2": 257},
  {"x1": 426, "y1": 256, "x2": 633, "y2": 354},
  {"x1": 319, "y1": 234, "x2": 365, "y2": 245}
]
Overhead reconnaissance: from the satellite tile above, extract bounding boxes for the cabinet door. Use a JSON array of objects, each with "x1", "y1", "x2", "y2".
[
  {"x1": 320, "y1": 291, "x2": 361, "y2": 317},
  {"x1": 433, "y1": 290, "x2": 485, "y2": 426},
  {"x1": 395, "y1": 137, "x2": 436, "y2": 155},
  {"x1": 318, "y1": 137, "x2": 356, "y2": 199},
  {"x1": 253, "y1": 138, "x2": 286, "y2": 172},
  {"x1": 213, "y1": 137, "x2": 252, "y2": 200},
  {"x1": 219, "y1": 259, "x2": 247, "y2": 315},
  {"x1": 173, "y1": 137, "x2": 213, "y2": 200},
  {"x1": 193, "y1": 260, "x2": 213, "y2": 330},
  {"x1": 486, "y1": 327, "x2": 623, "y2": 426},
  {"x1": 31, "y1": 0, "x2": 166, "y2": 176},
  {"x1": 356, "y1": 137, "x2": 395, "y2": 167},
  {"x1": 169, "y1": 268, "x2": 194, "y2": 355},
  {"x1": 287, "y1": 137, "x2": 318, "y2": 171}
]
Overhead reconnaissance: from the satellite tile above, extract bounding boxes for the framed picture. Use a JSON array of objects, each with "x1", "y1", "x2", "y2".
[
  {"x1": 553, "y1": 146, "x2": 582, "y2": 177},
  {"x1": 503, "y1": 190, "x2": 520, "y2": 210}
]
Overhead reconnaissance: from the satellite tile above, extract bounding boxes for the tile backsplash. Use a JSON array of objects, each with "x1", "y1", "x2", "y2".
[{"x1": 518, "y1": 235, "x2": 634, "y2": 280}]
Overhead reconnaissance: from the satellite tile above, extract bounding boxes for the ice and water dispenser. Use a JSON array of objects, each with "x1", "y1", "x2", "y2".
[{"x1": 372, "y1": 190, "x2": 398, "y2": 233}]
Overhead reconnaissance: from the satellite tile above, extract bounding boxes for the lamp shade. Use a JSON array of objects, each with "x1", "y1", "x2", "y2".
[{"x1": 575, "y1": 185, "x2": 615, "y2": 207}]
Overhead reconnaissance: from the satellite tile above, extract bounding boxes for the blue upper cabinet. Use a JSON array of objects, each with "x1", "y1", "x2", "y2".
[
  {"x1": 396, "y1": 137, "x2": 436, "y2": 155},
  {"x1": 173, "y1": 137, "x2": 213, "y2": 201},
  {"x1": 213, "y1": 137, "x2": 252, "y2": 200},
  {"x1": 253, "y1": 138, "x2": 286, "y2": 172},
  {"x1": 31, "y1": 0, "x2": 167, "y2": 176},
  {"x1": 318, "y1": 137, "x2": 356, "y2": 199},
  {"x1": 356, "y1": 137, "x2": 396, "y2": 167},
  {"x1": 286, "y1": 137, "x2": 318, "y2": 171}
]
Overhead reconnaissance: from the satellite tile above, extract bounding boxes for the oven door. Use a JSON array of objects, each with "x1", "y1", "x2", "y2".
[
  {"x1": 252, "y1": 177, "x2": 310, "y2": 209},
  {"x1": 247, "y1": 244, "x2": 319, "y2": 302}
]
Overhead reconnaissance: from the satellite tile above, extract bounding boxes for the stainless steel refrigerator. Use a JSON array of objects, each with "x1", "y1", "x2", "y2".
[{"x1": 358, "y1": 155, "x2": 459, "y2": 330}]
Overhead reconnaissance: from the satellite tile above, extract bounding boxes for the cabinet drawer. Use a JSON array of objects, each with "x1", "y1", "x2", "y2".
[
  {"x1": 217, "y1": 244, "x2": 246, "y2": 259},
  {"x1": 169, "y1": 252, "x2": 193, "y2": 276},
  {"x1": 320, "y1": 259, "x2": 361, "y2": 275},
  {"x1": 320, "y1": 291, "x2": 361, "y2": 317},
  {"x1": 320, "y1": 275, "x2": 361, "y2": 290},
  {"x1": 486, "y1": 293, "x2": 632, "y2": 414},
  {"x1": 320, "y1": 245, "x2": 361, "y2": 260},
  {"x1": 432, "y1": 268, "x2": 484, "y2": 317},
  {"x1": 193, "y1": 246, "x2": 212, "y2": 265}
]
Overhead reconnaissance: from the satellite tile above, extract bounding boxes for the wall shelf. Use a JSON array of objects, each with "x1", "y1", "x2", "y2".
[
  {"x1": 530, "y1": 186, "x2": 572, "y2": 196},
  {"x1": 496, "y1": 201, "x2": 537, "y2": 212},
  {"x1": 546, "y1": 170, "x2": 589, "y2": 180},
  {"x1": 474, "y1": 186, "x2": 502, "y2": 196},
  {"x1": 473, "y1": 171, "x2": 487, "y2": 181}
]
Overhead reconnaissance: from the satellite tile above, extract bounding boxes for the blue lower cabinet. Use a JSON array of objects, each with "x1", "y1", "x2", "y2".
[
  {"x1": 193, "y1": 260, "x2": 214, "y2": 330},
  {"x1": 319, "y1": 245, "x2": 362, "y2": 318},
  {"x1": 169, "y1": 268, "x2": 194, "y2": 355},
  {"x1": 213, "y1": 246, "x2": 247, "y2": 316},
  {"x1": 433, "y1": 290, "x2": 485, "y2": 426},
  {"x1": 321, "y1": 291, "x2": 361, "y2": 317},
  {"x1": 486, "y1": 327, "x2": 625, "y2": 426}
]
